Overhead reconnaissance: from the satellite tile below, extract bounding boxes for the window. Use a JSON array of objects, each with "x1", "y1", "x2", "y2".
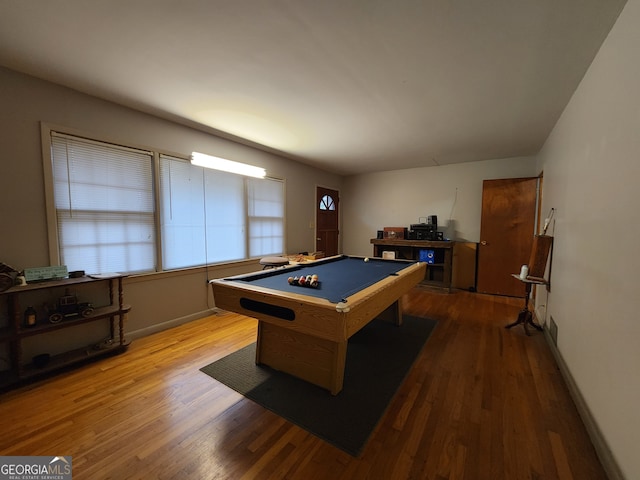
[
  {"x1": 159, "y1": 155, "x2": 207, "y2": 269},
  {"x1": 320, "y1": 194, "x2": 335, "y2": 211},
  {"x1": 247, "y1": 176, "x2": 285, "y2": 258},
  {"x1": 159, "y1": 155, "x2": 284, "y2": 269},
  {"x1": 159, "y1": 154, "x2": 244, "y2": 268},
  {"x1": 50, "y1": 133, "x2": 155, "y2": 274},
  {"x1": 203, "y1": 165, "x2": 246, "y2": 263},
  {"x1": 49, "y1": 132, "x2": 285, "y2": 274}
]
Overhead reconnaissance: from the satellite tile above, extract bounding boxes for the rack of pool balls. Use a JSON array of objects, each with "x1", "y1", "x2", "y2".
[{"x1": 288, "y1": 274, "x2": 319, "y2": 288}]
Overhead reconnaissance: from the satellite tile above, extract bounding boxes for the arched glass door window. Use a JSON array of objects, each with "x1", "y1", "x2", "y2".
[{"x1": 320, "y1": 194, "x2": 336, "y2": 211}]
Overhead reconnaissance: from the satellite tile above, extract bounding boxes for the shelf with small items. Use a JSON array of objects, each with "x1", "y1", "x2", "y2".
[
  {"x1": 0, "y1": 274, "x2": 131, "y2": 389},
  {"x1": 16, "y1": 304, "x2": 131, "y2": 338},
  {"x1": 370, "y1": 238, "x2": 455, "y2": 291},
  {"x1": 20, "y1": 339, "x2": 130, "y2": 380}
]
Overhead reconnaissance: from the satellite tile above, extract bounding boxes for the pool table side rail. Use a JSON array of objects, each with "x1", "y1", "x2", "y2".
[
  {"x1": 342, "y1": 261, "x2": 426, "y2": 337},
  {"x1": 210, "y1": 280, "x2": 346, "y2": 341},
  {"x1": 209, "y1": 261, "x2": 426, "y2": 342}
]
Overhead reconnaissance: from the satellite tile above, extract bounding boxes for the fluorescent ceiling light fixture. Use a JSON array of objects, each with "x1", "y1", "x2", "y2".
[{"x1": 190, "y1": 152, "x2": 266, "y2": 178}]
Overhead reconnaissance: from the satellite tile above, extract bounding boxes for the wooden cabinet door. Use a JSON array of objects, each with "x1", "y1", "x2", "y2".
[{"x1": 476, "y1": 177, "x2": 537, "y2": 297}]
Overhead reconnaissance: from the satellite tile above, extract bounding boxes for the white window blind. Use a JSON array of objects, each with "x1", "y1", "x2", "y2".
[
  {"x1": 203, "y1": 164, "x2": 245, "y2": 263},
  {"x1": 247, "y1": 177, "x2": 285, "y2": 257},
  {"x1": 160, "y1": 155, "x2": 244, "y2": 268},
  {"x1": 159, "y1": 156, "x2": 206, "y2": 269},
  {"x1": 51, "y1": 133, "x2": 155, "y2": 274},
  {"x1": 160, "y1": 155, "x2": 284, "y2": 269}
]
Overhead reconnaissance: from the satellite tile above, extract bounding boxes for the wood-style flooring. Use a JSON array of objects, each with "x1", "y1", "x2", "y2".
[{"x1": 0, "y1": 289, "x2": 607, "y2": 479}]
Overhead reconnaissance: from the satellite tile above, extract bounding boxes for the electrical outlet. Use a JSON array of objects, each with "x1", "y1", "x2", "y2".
[{"x1": 549, "y1": 315, "x2": 558, "y2": 346}]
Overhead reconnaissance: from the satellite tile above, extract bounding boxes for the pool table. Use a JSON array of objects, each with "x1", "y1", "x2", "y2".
[{"x1": 209, "y1": 255, "x2": 426, "y2": 394}]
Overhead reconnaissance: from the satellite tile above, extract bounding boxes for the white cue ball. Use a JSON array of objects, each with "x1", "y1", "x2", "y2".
[{"x1": 364, "y1": 257, "x2": 369, "y2": 262}]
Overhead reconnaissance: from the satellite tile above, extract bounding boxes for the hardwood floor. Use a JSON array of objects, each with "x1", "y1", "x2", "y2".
[{"x1": 0, "y1": 289, "x2": 607, "y2": 479}]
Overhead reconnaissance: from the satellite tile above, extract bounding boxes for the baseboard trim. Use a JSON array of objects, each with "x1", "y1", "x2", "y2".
[
  {"x1": 127, "y1": 308, "x2": 222, "y2": 341},
  {"x1": 543, "y1": 327, "x2": 624, "y2": 480}
]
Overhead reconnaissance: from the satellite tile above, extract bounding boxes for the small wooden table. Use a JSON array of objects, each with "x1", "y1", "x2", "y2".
[{"x1": 506, "y1": 274, "x2": 546, "y2": 335}]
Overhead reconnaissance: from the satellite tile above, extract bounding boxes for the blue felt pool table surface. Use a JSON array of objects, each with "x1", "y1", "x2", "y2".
[{"x1": 231, "y1": 255, "x2": 417, "y2": 304}]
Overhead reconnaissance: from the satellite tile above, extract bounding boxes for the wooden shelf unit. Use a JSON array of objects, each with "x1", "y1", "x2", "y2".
[
  {"x1": 370, "y1": 239, "x2": 455, "y2": 291},
  {"x1": 0, "y1": 275, "x2": 130, "y2": 388}
]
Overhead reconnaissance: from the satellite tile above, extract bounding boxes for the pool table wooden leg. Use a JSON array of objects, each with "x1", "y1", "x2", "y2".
[
  {"x1": 330, "y1": 340, "x2": 348, "y2": 395},
  {"x1": 255, "y1": 321, "x2": 264, "y2": 365},
  {"x1": 254, "y1": 320, "x2": 348, "y2": 395},
  {"x1": 376, "y1": 298, "x2": 404, "y2": 326}
]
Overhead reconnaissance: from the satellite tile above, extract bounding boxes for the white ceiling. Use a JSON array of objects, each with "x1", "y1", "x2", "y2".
[{"x1": 0, "y1": 0, "x2": 626, "y2": 175}]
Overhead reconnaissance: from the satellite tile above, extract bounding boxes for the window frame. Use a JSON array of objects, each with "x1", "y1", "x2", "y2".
[{"x1": 41, "y1": 123, "x2": 286, "y2": 275}]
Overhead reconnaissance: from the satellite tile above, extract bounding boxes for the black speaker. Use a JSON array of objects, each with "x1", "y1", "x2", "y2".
[
  {"x1": 427, "y1": 215, "x2": 438, "y2": 227},
  {"x1": 376, "y1": 230, "x2": 384, "y2": 239}
]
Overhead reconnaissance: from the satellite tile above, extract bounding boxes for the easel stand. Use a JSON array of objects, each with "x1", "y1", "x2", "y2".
[{"x1": 506, "y1": 275, "x2": 546, "y2": 335}]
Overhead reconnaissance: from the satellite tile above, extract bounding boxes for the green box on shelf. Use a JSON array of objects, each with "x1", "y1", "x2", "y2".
[{"x1": 24, "y1": 265, "x2": 68, "y2": 283}]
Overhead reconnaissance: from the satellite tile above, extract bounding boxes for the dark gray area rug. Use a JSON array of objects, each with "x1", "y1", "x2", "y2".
[{"x1": 200, "y1": 315, "x2": 437, "y2": 456}]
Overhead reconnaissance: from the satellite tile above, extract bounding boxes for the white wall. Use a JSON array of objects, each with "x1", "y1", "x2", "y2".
[
  {"x1": 536, "y1": 0, "x2": 640, "y2": 478},
  {"x1": 341, "y1": 157, "x2": 538, "y2": 256},
  {"x1": 0, "y1": 66, "x2": 341, "y2": 341}
]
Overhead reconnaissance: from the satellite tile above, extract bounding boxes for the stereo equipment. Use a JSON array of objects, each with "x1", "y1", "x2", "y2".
[
  {"x1": 383, "y1": 227, "x2": 407, "y2": 239},
  {"x1": 409, "y1": 223, "x2": 437, "y2": 240}
]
